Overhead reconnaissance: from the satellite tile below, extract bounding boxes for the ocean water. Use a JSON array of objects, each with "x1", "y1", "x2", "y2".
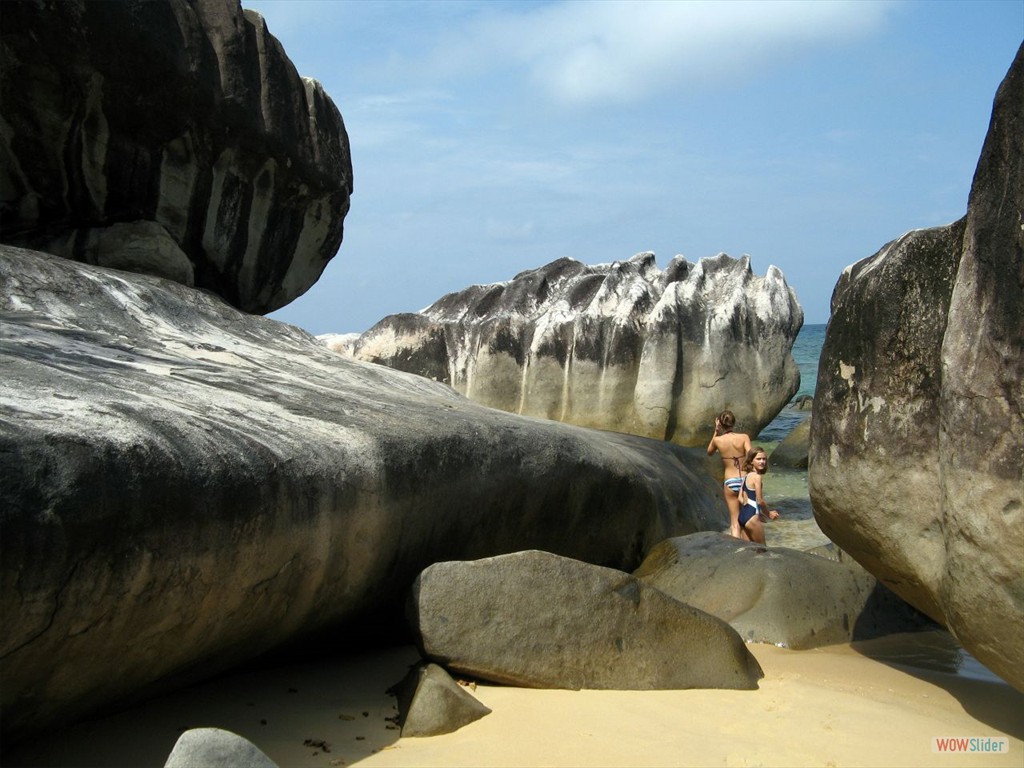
[
  {"x1": 790, "y1": 322, "x2": 827, "y2": 401},
  {"x1": 756, "y1": 322, "x2": 825, "y2": 443},
  {"x1": 749, "y1": 323, "x2": 828, "y2": 550}
]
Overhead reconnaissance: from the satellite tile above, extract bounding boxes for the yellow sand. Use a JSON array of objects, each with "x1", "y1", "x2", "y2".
[{"x1": 6, "y1": 638, "x2": 1022, "y2": 768}]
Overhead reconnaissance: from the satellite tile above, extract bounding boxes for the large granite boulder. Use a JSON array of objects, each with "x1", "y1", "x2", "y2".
[
  {"x1": 634, "y1": 533, "x2": 935, "y2": 649},
  {"x1": 0, "y1": 246, "x2": 725, "y2": 741},
  {"x1": 0, "y1": 0, "x2": 351, "y2": 314},
  {"x1": 809, "y1": 44, "x2": 1023, "y2": 690},
  {"x1": 330, "y1": 252, "x2": 803, "y2": 446},
  {"x1": 407, "y1": 550, "x2": 764, "y2": 690}
]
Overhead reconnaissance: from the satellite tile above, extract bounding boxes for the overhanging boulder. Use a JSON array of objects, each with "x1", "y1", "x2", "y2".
[
  {"x1": 0, "y1": 246, "x2": 725, "y2": 741},
  {"x1": 0, "y1": 0, "x2": 352, "y2": 313}
]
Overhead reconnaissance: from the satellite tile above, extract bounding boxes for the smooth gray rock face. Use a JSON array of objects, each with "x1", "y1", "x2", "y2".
[
  {"x1": 809, "y1": 44, "x2": 1023, "y2": 691},
  {"x1": 331, "y1": 252, "x2": 803, "y2": 446},
  {"x1": 407, "y1": 550, "x2": 764, "y2": 691},
  {"x1": 634, "y1": 533, "x2": 935, "y2": 650},
  {"x1": 0, "y1": 246, "x2": 725, "y2": 741},
  {"x1": 0, "y1": 0, "x2": 352, "y2": 314},
  {"x1": 164, "y1": 728, "x2": 278, "y2": 768},
  {"x1": 769, "y1": 416, "x2": 810, "y2": 469},
  {"x1": 388, "y1": 663, "x2": 492, "y2": 737}
]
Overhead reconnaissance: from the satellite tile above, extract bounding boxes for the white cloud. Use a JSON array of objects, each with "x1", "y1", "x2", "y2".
[
  {"x1": 436, "y1": 0, "x2": 894, "y2": 106},
  {"x1": 356, "y1": 90, "x2": 455, "y2": 111}
]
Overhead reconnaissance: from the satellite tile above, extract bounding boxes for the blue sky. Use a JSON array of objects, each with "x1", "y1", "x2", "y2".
[{"x1": 246, "y1": 0, "x2": 1023, "y2": 335}]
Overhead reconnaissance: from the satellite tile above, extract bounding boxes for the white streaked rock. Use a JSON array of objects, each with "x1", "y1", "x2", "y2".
[
  {"x1": 0, "y1": 0, "x2": 352, "y2": 314},
  {"x1": 0, "y1": 246, "x2": 726, "y2": 741},
  {"x1": 336, "y1": 252, "x2": 803, "y2": 445}
]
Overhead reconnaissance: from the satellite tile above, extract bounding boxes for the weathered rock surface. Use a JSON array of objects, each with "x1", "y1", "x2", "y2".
[
  {"x1": 407, "y1": 550, "x2": 764, "y2": 690},
  {"x1": 164, "y1": 728, "x2": 278, "y2": 768},
  {"x1": 330, "y1": 252, "x2": 802, "y2": 446},
  {"x1": 388, "y1": 663, "x2": 492, "y2": 737},
  {"x1": 0, "y1": 0, "x2": 351, "y2": 314},
  {"x1": 634, "y1": 533, "x2": 935, "y2": 649},
  {"x1": 769, "y1": 416, "x2": 810, "y2": 469},
  {"x1": 809, "y1": 43, "x2": 1024, "y2": 690},
  {"x1": 0, "y1": 246, "x2": 725, "y2": 741}
]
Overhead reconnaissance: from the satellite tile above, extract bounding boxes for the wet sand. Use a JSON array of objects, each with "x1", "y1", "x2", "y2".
[{"x1": 6, "y1": 631, "x2": 1021, "y2": 768}]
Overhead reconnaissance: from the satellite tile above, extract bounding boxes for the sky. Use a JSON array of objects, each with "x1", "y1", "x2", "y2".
[{"x1": 245, "y1": 0, "x2": 1024, "y2": 336}]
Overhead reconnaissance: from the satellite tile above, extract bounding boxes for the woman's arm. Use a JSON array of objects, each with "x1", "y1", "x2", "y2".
[
  {"x1": 754, "y1": 476, "x2": 780, "y2": 520},
  {"x1": 707, "y1": 418, "x2": 720, "y2": 456}
]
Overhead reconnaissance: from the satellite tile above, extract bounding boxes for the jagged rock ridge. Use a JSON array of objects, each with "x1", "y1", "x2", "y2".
[{"x1": 332, "y1": 252, "x2": 803, "y2": 446}]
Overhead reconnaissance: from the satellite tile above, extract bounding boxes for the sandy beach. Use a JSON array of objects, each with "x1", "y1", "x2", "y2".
[{"x1": 6, "y1": 630, "x2": 1021, "y2": 768}]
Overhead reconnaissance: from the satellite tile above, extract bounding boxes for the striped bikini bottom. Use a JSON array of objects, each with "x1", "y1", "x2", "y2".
[{"x1": 724, "y1": 477, "x2": 743, "y2": 494}]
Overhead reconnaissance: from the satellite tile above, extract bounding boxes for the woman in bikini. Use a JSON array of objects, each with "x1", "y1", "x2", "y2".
[
  {"x1": 738, "y1": 447, "x2": 780, "y2": 545},
  {"x1": 707, "y1": 410, "x2": 751, "y2": 539}
]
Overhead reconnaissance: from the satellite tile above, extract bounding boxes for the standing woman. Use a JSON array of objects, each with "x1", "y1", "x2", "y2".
[
  {"x1": 738, "y1": 447, "x2": 780, "y2": 545},
  {"x1": 707, "y1": 410, "x2": 751, "y2": 539}
]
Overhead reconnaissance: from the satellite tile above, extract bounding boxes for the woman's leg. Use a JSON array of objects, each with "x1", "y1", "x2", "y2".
[
  {"x1": 724, "y1": 486, "x2": 742, "y2": 539},
  {"x1": 744, "y1": 516, "x2": 765, "y2": 545}
]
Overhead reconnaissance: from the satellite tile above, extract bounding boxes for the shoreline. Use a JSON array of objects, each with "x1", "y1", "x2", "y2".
[{"x1": 7, "y1": 631, "x2": 1021, "y2": 768}]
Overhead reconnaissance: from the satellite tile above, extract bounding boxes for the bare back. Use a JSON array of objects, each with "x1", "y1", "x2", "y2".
[{"x1": 711, "y1": 432, "x2": 751, "y2": 478}]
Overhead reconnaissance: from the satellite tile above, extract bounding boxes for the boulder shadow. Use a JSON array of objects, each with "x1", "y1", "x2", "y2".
[
  {"x1": 850, "y1": 628, "x2": 1024, "y2": 740},
  {"x1": 1, "y1": 645, "x2": 421, "y2": 768}
]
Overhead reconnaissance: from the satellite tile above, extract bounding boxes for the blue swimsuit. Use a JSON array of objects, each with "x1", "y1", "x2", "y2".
[{"x1": 738, "y1": 477, "x2": 759, "y2": 528}]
